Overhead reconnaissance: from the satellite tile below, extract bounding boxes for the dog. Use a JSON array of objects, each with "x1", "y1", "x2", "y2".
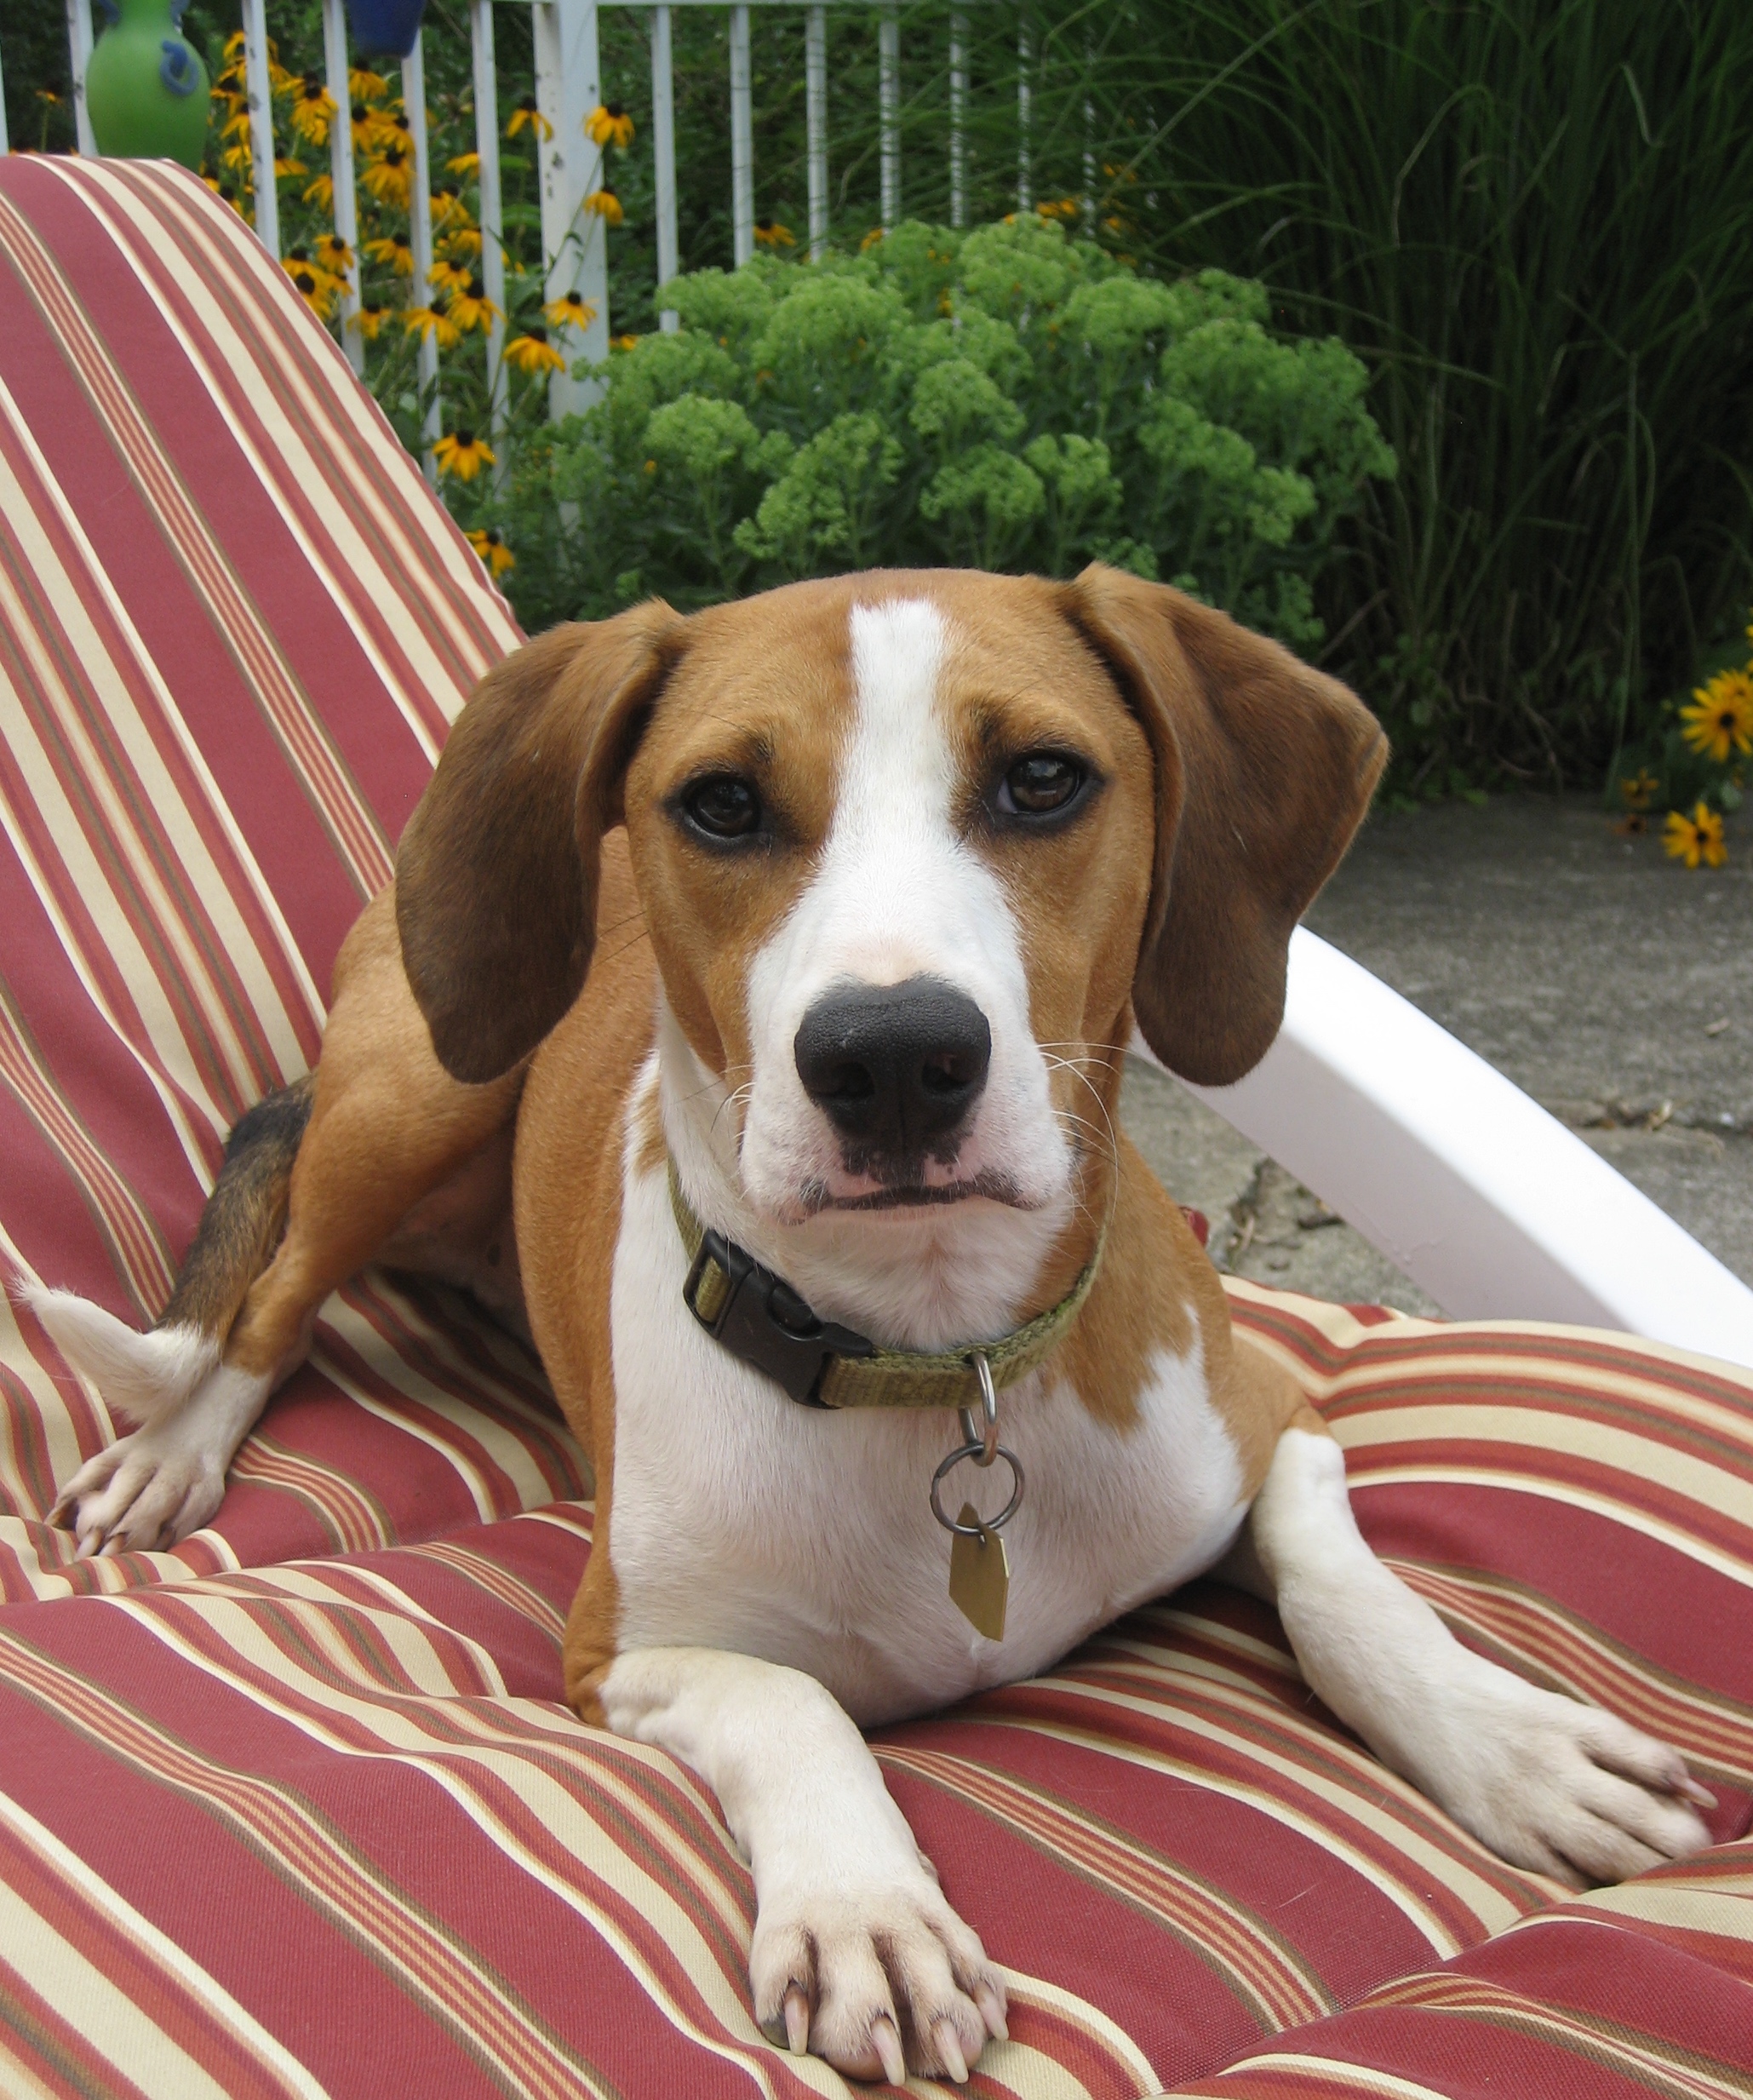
[{"x1": 32, "y1": 565, "x2": 1711, "y2": 2085}]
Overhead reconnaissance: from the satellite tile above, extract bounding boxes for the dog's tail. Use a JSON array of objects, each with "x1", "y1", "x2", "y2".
[{"x1": 26, "y1": 1074, "x2": 315, "y2": 1427}]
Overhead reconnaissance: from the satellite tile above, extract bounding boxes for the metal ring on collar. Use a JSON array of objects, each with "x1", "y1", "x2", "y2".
[
  {"x1": 929, "y1": 1441, "x2": 1024, "y2": 1538},
  {"x1": 957, "y1": 1350, "x2": 999, "y2": 1466}
]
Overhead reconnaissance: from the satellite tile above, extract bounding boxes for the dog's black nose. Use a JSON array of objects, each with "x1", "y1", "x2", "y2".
[{"x1": 794, "y1": 978, "x2": 992, "y2": 1160}]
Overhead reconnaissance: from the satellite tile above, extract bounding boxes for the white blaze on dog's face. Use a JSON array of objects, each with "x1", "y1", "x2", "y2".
[{"x1": 622, "y1": 572, "x2": 1156, "y2": 1274}]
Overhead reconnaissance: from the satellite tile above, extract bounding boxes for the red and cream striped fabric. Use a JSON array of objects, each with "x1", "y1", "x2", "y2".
[
  {"x1": 0, "y1": 153, "x2": 580, "y2": 1603},
  {"x1": 1, "y1": 159, "x2": 1750, "y2": 2097}
]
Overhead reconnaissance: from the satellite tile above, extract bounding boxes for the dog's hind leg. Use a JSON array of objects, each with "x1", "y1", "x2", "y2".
[
  {"x1": 37, "y1": 888, "x2": 523, "y2": 1557},
  {"x1": 1232, "y1": 1413, "x2": 1714, "y2": 1888}
]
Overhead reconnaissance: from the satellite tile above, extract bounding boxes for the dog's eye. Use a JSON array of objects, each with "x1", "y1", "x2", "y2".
[
  {"x1": 684, "y1": 775, "x2": 762, "y2": 840},
  {"x1": 999, "y1": 753, "x2": 1084, "y2": 818}
]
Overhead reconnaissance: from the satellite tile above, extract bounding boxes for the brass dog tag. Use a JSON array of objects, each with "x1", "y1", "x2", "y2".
[{"x1": 948, "y1": 1504, "x2": 1009, "y2": 1641}]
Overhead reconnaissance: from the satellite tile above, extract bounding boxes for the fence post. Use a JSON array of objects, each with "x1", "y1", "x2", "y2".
[
  {"x1": 534, "y1": 0, "x2": 610, "y2": 417},
  {"x1": 320, "y1": 0, "x2": 364, "y2": 373},
  {"x1": 948, "y1": 10, "x2": 965, "y2": 231},
  {"x1": 469, "y1": 0, "x2": 508, "y2": 451},
  {"x1": 651, "y1": 3, "x2": 679, "y2": 327},
  {"x1": 805, "y1": 4, "x2": 827, "y2": 260},
  {"x1": 879, "y1": 3, "x2": 899, "y2": 229},
  {"x1": 242, "y1": 0, "x2": 280, "y2": 251},
  {"x1": 729, "y1": 2, "x2": 753, "y2": 267},
  {"x1": 1017, "y1": 11, "x2": 1031, "y2": 215},
  {"x1": 63, "y1": 0, "x2": 96, "y2": 156},
  {"x1": 403, "y1": 32, "x2": 441, "y2": 472}
]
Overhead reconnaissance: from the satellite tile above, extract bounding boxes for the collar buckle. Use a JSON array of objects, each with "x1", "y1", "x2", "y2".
[{"x1": 682, "y1": 1225, "x2": 874, "y2": 1408}]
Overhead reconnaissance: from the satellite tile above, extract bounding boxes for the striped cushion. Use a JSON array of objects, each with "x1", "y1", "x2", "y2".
[
  {"x1": 1, "y1": 158, "x2": 1750, "y2": 2096},
  {"x1": 1, "y1": 1305, "x2": 1750, "y2": 2095},
  {"x1": 0, "y1": 155, "x2": 579, "y2": 1600}
]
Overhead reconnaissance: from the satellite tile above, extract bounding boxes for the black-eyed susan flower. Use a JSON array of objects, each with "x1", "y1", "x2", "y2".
[
  {"x1": 585, "y1": 102, "x2": 635, "y2": 149},
  {"x1": 349, "y1": 65, "x2": 390, "y2": 100},
  {"x1": 1664, "y1": 801, "x2": 1728, "y2": 869},
  {"x1": 223, "y1": 30, "x2": 245, "y2": 59},
  {"x1": 1681, "y1": 670, "x2": 1753, "y2": 765},
  {"x1": 404, "y1": 299, "x2": 461, "y2": 349},
  {"x1": 467, "y1": 526, "x2": 516, "y2": 577},
  {"x1": 1035, "y1": 198, "x2": 1079, "y2": 221},
  {"x1": 612, "y1": 333, "x2": 641, "y2": 350},
  {"x1": 287, "y1": 266, "x2": 335, "y2": 318},
  {"x1": 365, "y1": 234, "x2": 414, "y2": 275},
  {"x1": 273, "y1": 153, "x2": 308, "y2": 180},
  {"x1": 450, "y1": 278, "x2": 501, "y2": 332},
  {"x1": 430, "y1": 185, "x2": 475, "y2": 232},
  {"x1": 753, "y1": 218, "x2": 794, "y2": 249},
  {"x1": 444, "y1": 227, "x2": 484, "y2": 258},
  {"x1": 1619, "y1": 768, "x2": 1659, "y2": 812},
  {"x1": 351, "y1": 301, "x2": 390, "y2": 340},
  {"x1": 583, "y1": 186, "x2": 622, "y2": 225},
  {"x1": 314, "y1": 232, "x2": 354, "y2": 276},
  {"x1": 447, "y1": 151, "x2": 481, "y2": 178},
  {"x1": 434, "y1": 429, "x2": 496, "y2": 481},
  {"x1": 289, "y1": 73, "x2": 336, "y2": 146},
  {"x1": 352, "y1": 100, "x2": 387, "y2": 148},
  {"x1": 284, "y1": 245, "x2": 339, "y2": 294},
  {"x1": 860, "y1": 226, "x2": 885, "y2": 251},
  {"x1": 360, "y1": 145, "x2": 412, "y2": 208},
  {"x1": 221, "y1": 141, "x2": 254, "y2": 177},
  {"x1": 507, "y1": 95, "x2": 552, "y2": 141},
  {"x1": 302, "y1": 172, "x2": 335, "y2": 211},
  {"x1": 502, "y1": 326, "x2": 566, "y2": 376},
  {"x1": 428, "y1": 257, "x2": 474, "y2": 296},
  {"x1": 542, "y1": 288, "x2": 598, "y2": 331}
]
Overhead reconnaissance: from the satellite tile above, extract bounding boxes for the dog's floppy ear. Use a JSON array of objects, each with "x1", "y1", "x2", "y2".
[
  {"x1": 1067, "y1": 564, "x2": 1387, "y2": 1086},
  {"x1": 395, "y1": 601, "x2": 684, "y2": 1083}
]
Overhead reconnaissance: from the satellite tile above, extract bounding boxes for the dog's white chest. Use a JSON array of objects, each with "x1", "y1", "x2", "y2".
[{"x1": 606, "y1": 1148, "x2": 1246, "y2": 1727}]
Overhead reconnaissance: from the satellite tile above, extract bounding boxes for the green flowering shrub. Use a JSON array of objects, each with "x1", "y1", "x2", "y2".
[{"x1": 490, "y1": 215, "x2": 1395, "y2": 647}]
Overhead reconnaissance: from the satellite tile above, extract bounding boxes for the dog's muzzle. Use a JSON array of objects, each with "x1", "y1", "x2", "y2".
[{"x1": 793, "y1": 976, "x2": 991, "y2": 1173}]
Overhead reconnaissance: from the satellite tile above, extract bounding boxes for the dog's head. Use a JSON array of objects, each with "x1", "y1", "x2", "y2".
[{"x1": 398, "y1": 567, "x2": 1383, "y2": 1272}]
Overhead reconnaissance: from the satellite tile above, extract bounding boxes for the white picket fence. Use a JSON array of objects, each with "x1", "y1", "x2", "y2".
[{"x1": 33, "y1": 0, "x2": 1037, "y2": 441}]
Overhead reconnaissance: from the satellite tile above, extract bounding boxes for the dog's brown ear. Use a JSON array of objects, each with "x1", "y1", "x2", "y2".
[
  {"x1": 1067, "y1": 564, "x2": 1387, "y2": 1086},
  {"x1": 395, "y1": 602, "x2": 684, "y2": 1083}
]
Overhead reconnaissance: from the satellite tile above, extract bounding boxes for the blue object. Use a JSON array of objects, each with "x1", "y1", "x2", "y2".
[{"x1": 346, "y1": 0, "x2": 427, "y2": 60}]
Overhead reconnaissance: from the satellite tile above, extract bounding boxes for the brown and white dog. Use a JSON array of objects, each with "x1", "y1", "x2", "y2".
[{"x1": 34, "y1": 567, "x2": 1710, "y2": 2085}]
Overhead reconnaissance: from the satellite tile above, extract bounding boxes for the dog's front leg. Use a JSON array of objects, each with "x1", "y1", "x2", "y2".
[
  {"x1": 1234, "y1": 1418, "x2": 1713, "y2": 1887},
  {"x1": 599, "y1": 1646, "x2": 1007, "y2": 2083}
]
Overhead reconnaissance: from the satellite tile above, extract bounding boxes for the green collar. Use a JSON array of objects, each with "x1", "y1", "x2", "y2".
[{"x1": 668, "y1": 1161, "x2": 1103, "y2": 1412}]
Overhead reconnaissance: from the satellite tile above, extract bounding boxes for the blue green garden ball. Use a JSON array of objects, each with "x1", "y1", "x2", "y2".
[{"x1": 86, "y1": 0, "x2": 211, "y2": 171}]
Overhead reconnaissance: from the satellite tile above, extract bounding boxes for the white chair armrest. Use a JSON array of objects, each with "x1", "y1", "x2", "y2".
[{"x1": 1133, "y1": 927, "x2": 1753, "y2": 1370}]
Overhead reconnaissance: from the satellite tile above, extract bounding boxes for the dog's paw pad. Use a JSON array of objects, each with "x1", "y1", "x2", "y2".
[{"x1": 753, "y1": 1880, "x2": 1005, "y2": 2083}]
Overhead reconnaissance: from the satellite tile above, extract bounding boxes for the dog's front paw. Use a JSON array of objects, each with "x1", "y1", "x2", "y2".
[
  {"x1": 49, "y1": 1425, "x2": 229, "y2": 1558},
  {"x1": 751, "y1": 1867, "x2": 1007, "y2": 2086},
  {"x1": 1422, "y1": 1661, "x2": 1713, "y2": 1889}
]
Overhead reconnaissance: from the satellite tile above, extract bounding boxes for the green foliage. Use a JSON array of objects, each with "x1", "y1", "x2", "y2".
[{"x1": 489, "y1": 215, "x2": 1395, "y2": 638}]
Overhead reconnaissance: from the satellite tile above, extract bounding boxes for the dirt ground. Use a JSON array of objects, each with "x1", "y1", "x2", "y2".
[{"x1": 1119, "y1": 795, "x2": 1752, "y2": 1314}]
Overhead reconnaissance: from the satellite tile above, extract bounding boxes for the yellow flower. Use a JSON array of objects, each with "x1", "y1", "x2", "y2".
[
  {"x1": 403, "y1": 301, "x2": 461, "y2": 350},
  {"x1": 467, "y1": 527, "x2": 516, "y2": 577},
  {"x1": 1619, "y1": 768, "x2": 1659, "y2": 812},
  {"x1": 314, "y1": 232, "x2": 354, "y2": 275},
  {"x1": 583, "y1": 186, "x2": 623, "y2": 225},
  {"x1": 302, "y1": 172, "x2": 335, "y2": 212},
  {"x1": 1664, "y1": 801, "x2": 1728, "y2": 869},
  {"x1": 434, "y1": 429, "x2": 496, "y2": 481},
  {"x1": 585, "y1": 102, "x2": 635, "y2": 149},
  {"x1": 612, "y1": 333, "x2": 640, "y2": 350},
  {"x1": 212, "y1": 65, "x2": 243, "y2": 97},
  {"x1": 447, "y1": 151, "x2": 481, "y2": 178},
  {"x1": 1035, "y1": 198, "x2": 1079, "y2": 221},
  {"x1": 221, "y1": 141, "x2": 253, "y2": 178},
  {"x1": 860, "y1": 226, "x2": 885, "y2": 251},
  {"x1": 352, "y1": 101, "x2": 392, "y2": 148},
  {"x1": 364, "y1": 234, "x2": 414, "y2": 276},
  {"x1": 360, "y1": 146, "x2": 412, "y2": 208},
  {"x1": 349, "y1": 66, "x2": 390, "y2": 101},
  {"x1": 753, "y1": 218, "x2": 794, "y2": 249},
  {"x1": 507, "y1": 95, "x2": 552, "y2": 142},
  {"x1": 221, "y1": 104, "x2": 253, "y2": 144},
  {"x1": 430, "y1": 186, "x2": 475, "y2": 232},
  {"x1": 284, "y1": 246, "x2": 338, "y2": 293},
  {"x1": 428, "y1": 257, "x2": 475, "y2": 295},
  {"x1": 289, "y1": 74, "x2": 336, "y2": 146},
  {"x1": 351, "y1": 301, "x2": 390, "y2": 340},
  {"x1": 444, "y1": 228, "x2": 484, "y2": 259},
  {"x1": 542, "y1": 289, "x2": 598, "y2": 331},
  {"x1": 37, "y1": 88, "x2": 61, "y2": 106},
  {"x1": 285, "y1": 264, "x2": 335, "y2": 318},
  {"x1": 1680, "y1": 670, "x2": 1753, "y2": 765},
  {"x1": 273, "y1": 155, "x2": 308, "y2": 181},
  {"x1": 503, "y1": 327, "x2": 566, "y2": 375},
  {"x1": 223, "y1": 30, "x2": 244, "y2": 59},
  {"x1": 449, "y1": 278, "x2": 501, "y2": 333}
]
